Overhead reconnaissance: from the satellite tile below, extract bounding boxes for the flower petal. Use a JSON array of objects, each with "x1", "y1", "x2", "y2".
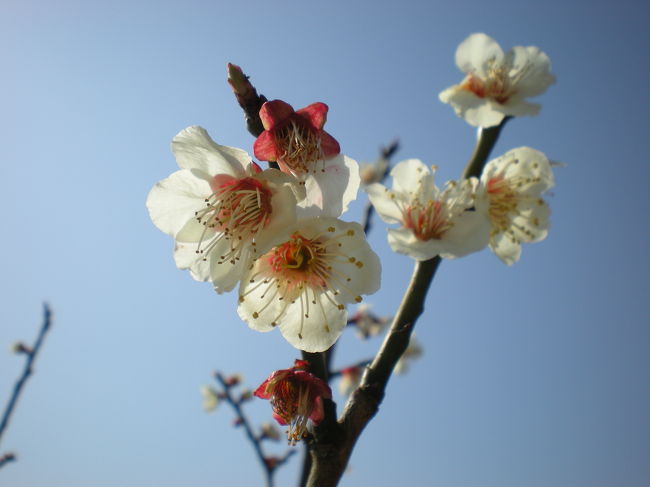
[
  {"x1": 490, "y1": 231, "x2": 522, "y2": 266},
  {"x1": 507, "y1": 46, "x2": 556, "y2": 98},
  {"x1": 366, "y1": 183, "x2": 403, "y2": 224},
  {"x1": 299, "y1": 155, "x2": 360, "y2": 218},
  {"x1": 296, "y1": 102, "x2": 329, "y2": 129},
  {"x1": 172, "y1": 126, "x2": 249, "y2": 175},
  {"x1": 146, "y1": 169, "x2": 211, "y2": 236},
  {"x1": 455, "y1": 33, "x2": 504, "y2": 78},
  {"x1": 253, "y1": 130, "x2": 280, "y2": 162},
  {"x1": 259, "y1": 100, "x2": 295, "y2": 130},
  {"x1": 173, "y1": 241, "x2": 211, "y2": 281},
  {"x1": 320, "y1": 131, "x2": 341, "y2": 158}
]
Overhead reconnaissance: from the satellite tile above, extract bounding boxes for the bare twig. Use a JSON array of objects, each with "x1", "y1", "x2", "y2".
[
  {"x1": 215, "y1": 372, "x2": 295, "y2": 487},
  {"x1": 361, "y1": 139, "x2": 400, "y2": 236},
  {"x1": 0, "y1": 304, "x2": 52, "y2": 468}
]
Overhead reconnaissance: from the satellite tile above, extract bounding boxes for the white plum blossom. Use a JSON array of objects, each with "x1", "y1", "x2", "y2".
[
  {"x1": 146, "y1": 126, "x2": 300, "y2": 293},
  {"x1": 238, "y1": 217, "x2": 381, "y2": 352},
  {"x1": 439, "y1": 33, "x2": 556, "y2": 127},
  {"x1": 366, "y1": 159, "x2": 490, "y2": 261},
  {"x1": 475, "y1": 147, "x2": 555, "y2": 265}
]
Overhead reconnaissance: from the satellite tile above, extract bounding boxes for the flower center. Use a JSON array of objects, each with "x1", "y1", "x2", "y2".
[
  {"x1": 266, "y1": 234, "x2": 329, "y2": 290},
  {"x1": 403, "y1": 200, "x2": 453, "y2": 241},
  {"x1": 240, "y1": 225, "x2": 364, "y2": 338},
  {"x1": 194, "y1": 176, "x2": 273, "y2": 264},
  {"x1": 267, "y1": 378, "x2": 313, "y2": 445},
  {"x1": 461, "y1": 65, "x2": 511, "y2": 104},
  {"x1": 273, "y1": 120, "x2": 323, "y2": 174},
  {"x1": 486, "y1": 175, "x2": 526, "y2": 237}
]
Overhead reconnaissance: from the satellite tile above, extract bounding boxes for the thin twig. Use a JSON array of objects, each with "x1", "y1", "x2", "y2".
[
  {"x1": 0, "y1": 303, "x2": 52, "y2": 467},
  {"x1": 215, "y1": 372, "x2": 294, "y2": 487},
  {"x1": 362, "y1": 139, "x2": 399, "y2": 236},
  {"x1": 304, "y1": 120, "x2": 509, "y2": 487}
]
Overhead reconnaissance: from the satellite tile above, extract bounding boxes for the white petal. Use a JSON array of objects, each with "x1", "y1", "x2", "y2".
[
  {"x1": 388, "y1": 227, "x2": 442, "y2": 261},
  {"x1": 328, "y1": 221, "x2": 382, "y2": 300},
  {"x1": 172, "y1": 126, "x2": 249, "y2": 176},
  {"x1": 210, "y1": 245, "x2": 254, "y2": 294},
  {"x1": 439, "y1": 88, "x2": 505, "y2": 128},
  {"x1": 146, "y1": 169, "x2": 211, "y2": 236},
  {"x1": 490, "y1": 232, "x2": 522, "y2": 266},
  {"x1": 299, "y1": 155, "x2": 360, "y2": 218},
  {"x1": 455, "y1": 33, "x2": 504, "y2": 78},
  {"x1": 173, "y1": 241, "x2": 211, "y2": 281},
  {"x1": 438, "y1": 211, "x2": 490, "y2": 259},
  {"x1": 390, "y1": 159, "x2": 431, "y2": 194},
  {"x1": 176, "y1": 216, "x2": 215, "y2": 243},
  {"x1": 499, "y1": 99, "x2": 540, "y2": 118},
  {"x1": 365, "y1": 183, "x2": 403, "y2": 224},
  {"x1": 507, "y1": 46, "x2": 556, "y2": 98},
  {"x1": 278, "y1": 291, "x2": 348, "y2": 352}
]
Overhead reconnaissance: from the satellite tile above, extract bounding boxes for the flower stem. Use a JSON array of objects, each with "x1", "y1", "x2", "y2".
[
  {"x1": 0, "y1": 304, "x2": 52, "y2": 467},
  {"x1": 304, "y1": 118, "x2": 509, "y2": 487}
]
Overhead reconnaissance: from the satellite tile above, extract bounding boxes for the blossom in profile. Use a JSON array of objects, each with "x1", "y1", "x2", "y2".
[
  {"x1": 146, "y1": 126, "x2": 299, "y2": 293},
  {"x1": 238, "y1": 217, "x2": 381, "y2": 352},
  {"x1": 475, "y1": 147, "x2": 555, "y2": 265},
  {"x1": 254, "y1": 360, "x2": 332, "y2": 445},
  {"x1": 366, "y1": 159, "x2": 489, "y2": 261},
  {"x1": 439, "y1": 33, "x2": 556, "y2": 127}
]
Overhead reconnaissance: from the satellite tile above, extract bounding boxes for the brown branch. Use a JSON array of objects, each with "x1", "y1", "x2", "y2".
[
  {"x1": 227, "y1": 65, "x2": 508, "y2": 486},
  {"x1": 0, "y1": 304, "x2": 52, "y2": 468},
  {"x1": 362, "y1": 139, "x2": 399, "y2": 236},
  {"x1": 304, "y1": 120, "x2": 509, "y2": 487}
]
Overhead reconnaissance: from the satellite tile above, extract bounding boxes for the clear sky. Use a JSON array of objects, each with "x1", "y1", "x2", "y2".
[{"x1": 1, "y1": 0, "x2": 649, "y2": 486}]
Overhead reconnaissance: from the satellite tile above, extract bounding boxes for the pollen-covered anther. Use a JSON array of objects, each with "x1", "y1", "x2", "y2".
[
  {"x1": 274, "y1": 121, "x2": 323, "y2": 174},
  {"x1": 238, "y1": 218, "x2": 381, "y2": 352},
  {"x1": 403, "y1": 199, "x2": 455, "y2": 241},
  {"x1": 194, "y1": 176, "x2": 274, "y2": 267}
]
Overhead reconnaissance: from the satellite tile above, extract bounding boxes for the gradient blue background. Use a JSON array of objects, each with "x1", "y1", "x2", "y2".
[{"x1": 1, "y1": 1, "x2": 648, "y2": 486}]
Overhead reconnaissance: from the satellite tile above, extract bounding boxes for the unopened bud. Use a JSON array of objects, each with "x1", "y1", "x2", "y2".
[
  {"x1": 224, "y1": 374, "x2": 242, "y2": 387},
  {"x1": 11, "y1": 342, "x2": 31, "y2": 355},
  {"x1": 239, "y1": 389, "x2": 253, "y2": 402}
]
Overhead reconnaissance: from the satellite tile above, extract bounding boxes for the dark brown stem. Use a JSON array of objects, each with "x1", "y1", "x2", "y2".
[
  {"x1": 0, "y1": 304, "x2": 52, "y2": 468},
  {"x1": 304, "y1": 119, "x2": 508, "y2": 487}
]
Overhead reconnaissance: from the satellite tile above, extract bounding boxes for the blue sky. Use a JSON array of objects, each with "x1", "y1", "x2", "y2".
[{"x1": 1, "y1": 1, "x2": 649, "y2": 486}]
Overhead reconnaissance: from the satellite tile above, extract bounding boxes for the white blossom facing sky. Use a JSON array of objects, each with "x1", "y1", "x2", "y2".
[
  {"x1": 366, "y1": 159, "x2": 489, "y2": 261},
  {"x1": 439, "y1": 33, "x2": 556, "y2": 127},
  {"x1": 475, "y1": 147, "x2": 555, "y2": 265},
  {"x1": 146, "y1": 126, "x2": 300, "y2": 293},
  {"x1": 237, "y1": 217, "x2": 381, "y2": 352}
]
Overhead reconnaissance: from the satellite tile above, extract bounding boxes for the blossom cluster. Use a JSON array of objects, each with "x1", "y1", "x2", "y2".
[
  {"x1": 147, "y1": 100, "x2": 381, "y2": 353},
  {"x1": 367, "y1": 146, "x2": 555, "y2": 265},
  {"x1": 366, "y1": 33, "x2": 557, "y2": 265}
]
